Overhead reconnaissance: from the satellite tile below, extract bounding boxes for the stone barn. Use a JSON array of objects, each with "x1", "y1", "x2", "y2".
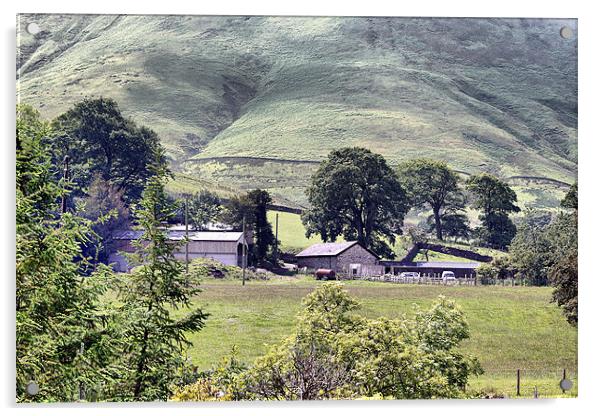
[
  {"x1": 296, "y1": 241, "x2": 380, "y2": 274},
  {"x1": 109, "y1": 230, "x2": 248, "y2": 272}
]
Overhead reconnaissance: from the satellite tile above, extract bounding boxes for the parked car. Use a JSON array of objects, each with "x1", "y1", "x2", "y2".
[
  {"x1": 442, "y1": 271, "x2": 456, "y2": 282},
  {"x1": 400, "y1": 272, "x2": 420, "y2": 281}
]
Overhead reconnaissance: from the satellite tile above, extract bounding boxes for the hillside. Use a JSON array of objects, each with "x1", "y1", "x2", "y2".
[{"x1": 17, "y1": 15, "x2": 577, "y2": 208}]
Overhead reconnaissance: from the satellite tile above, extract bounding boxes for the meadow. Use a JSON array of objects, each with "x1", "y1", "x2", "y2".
[{"x1": 178, "y1": 276, "x2": 578, "y2": 398}]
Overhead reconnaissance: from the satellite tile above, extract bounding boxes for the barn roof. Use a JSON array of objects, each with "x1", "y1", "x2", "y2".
[
  {"x1": 296, "y1": 241, "x2": 377, "y2": 258},
  {"x1": 415, "y1": 261, "x2": 480, "y2": 269},
  {"x1": 380, "y1": 260, "x2": 480, "y2": 269},
  {"x1": 113, "y1": 230, "x2": 244, "y2": 242}
]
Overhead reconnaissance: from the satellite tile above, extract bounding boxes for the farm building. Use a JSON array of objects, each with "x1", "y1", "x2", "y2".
[
  {"x1": 380, "y1": 261, "x2": 480, "y2": 278},
  {"x1": 296, "y1": 241, "x2": 381, "y2": 274},
  {"x1": 108, "y1": 230, "x2": 248, "y2": 272}
]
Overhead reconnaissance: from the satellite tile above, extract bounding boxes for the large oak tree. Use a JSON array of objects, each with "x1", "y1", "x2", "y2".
[
  {"x1": 302, "y1": 147, "x2": 408, "y2": 259},
  {"x1": 398, "y1": 159, "x2": 466, "y2": 240},
  {"x1": 51, "y1": 97, "x2": 164, "y2": 204}
]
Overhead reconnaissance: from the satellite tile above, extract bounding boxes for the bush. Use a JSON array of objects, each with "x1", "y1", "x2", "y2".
[
  {"x1": 174, "y1": 283, "x2": 483, "y2": 401},
  {"x1": 187, "y1": 257, "x2": 270, "y2": 281},
  {"x1": 171, "y1": 347, "x2": 247, "y2": 401}
]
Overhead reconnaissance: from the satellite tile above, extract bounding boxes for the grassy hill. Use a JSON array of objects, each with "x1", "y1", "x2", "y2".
[{"x1": 17, "y1": 15, "x2": 577, "y2": 209}]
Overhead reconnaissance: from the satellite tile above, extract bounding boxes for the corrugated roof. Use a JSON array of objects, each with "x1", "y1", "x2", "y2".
[
  {"x1": 113, "y1": 230, "x2": 243, "y2": 242},
  {"x1": 415, "y1": 261, "x2": 480, "y2": 268},
  {"x1": 296, "y1": 241, "x2": 358, "y2": 257},
  {"x1": 380, "y1": 260, "x2": 481, "y2": 269}
]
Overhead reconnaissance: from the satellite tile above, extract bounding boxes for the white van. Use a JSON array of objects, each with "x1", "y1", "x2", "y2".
[{"x1": 442, "y1": 271, "x2": 456, "y2": 282}]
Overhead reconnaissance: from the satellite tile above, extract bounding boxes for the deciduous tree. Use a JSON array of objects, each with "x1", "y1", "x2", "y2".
[
  {"x1": 303, "y1": 148, "x2": 408, "y2": 259},
  {"x1": 398, "y1": 159, "x2": 466, "y2": 240},
  {"x1": 51, "y1": 97, "x2": 164, "y2": 203}
]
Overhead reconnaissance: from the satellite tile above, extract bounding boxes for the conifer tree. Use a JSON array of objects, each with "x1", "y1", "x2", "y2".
[
  {"x1": 115, "y1": 151, "x2": 208, "y2": 401},
  {"x1": 16, "y1": 105, "x2": 119, "y2": 402}
]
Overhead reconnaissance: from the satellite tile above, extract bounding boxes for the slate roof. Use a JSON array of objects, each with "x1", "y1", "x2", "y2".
[
  {"x1": 296, "y1": 241, "x2": 360, "y2": 258},
  {"x1": 113, "y1": 230, "x2": 244, "y2": 242}
]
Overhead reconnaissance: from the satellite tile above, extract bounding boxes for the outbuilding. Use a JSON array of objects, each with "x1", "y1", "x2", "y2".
[
  {"x1": 109, "y1": 230, "x2": 248, "y2": 272},
  {"x1": 296, "y1": 241, "x2": 380, "y2": 274}
]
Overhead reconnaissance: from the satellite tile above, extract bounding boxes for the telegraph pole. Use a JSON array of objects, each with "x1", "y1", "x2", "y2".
[
  {"x1": 242, "y1": 214, "x2": 247, "y2": 286},
  {"x1": 185, "y1": 195, "x2": 189, "y2": 274},
  {"x1": 61, "y1": 155, "x2": 70, "y2": 214},
  {"x1": 273, "y1": 212, "x2": 279, "y2": 264}
]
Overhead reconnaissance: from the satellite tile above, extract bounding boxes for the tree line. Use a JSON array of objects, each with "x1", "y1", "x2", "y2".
[
  {"x1": 302, "y1": 147, "x2": 523, "y2": 258},
  {"x1": 478, "y1": 183, "x2": 578, "y2": 325}
]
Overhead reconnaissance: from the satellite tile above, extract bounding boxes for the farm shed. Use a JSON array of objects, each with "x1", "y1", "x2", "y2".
[
  {"x1": 108, "y1": 230, "x2": 248, "y2": 272},
  {"x1": 380, "y1": 261, "x2": 480, "y2": 278},
  {"x1": 296, "y1": 241, "x2": 381, "y2": 274}
]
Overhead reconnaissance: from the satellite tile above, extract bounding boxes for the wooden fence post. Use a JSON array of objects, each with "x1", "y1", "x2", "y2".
[{"x1": 516, "y1": 369, "x2": 521, "y2": 397}]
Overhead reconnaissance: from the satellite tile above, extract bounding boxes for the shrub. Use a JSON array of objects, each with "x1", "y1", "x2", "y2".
[{"x1": 175, "y1": 283, "x2": 483, "y2": 401}]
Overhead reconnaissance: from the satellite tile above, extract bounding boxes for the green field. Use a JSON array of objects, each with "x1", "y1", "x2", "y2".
[
  {"x1": 178, "y1": 277, "x2": 578, "y2": 398},
  {"x1": 267, "y1": 210, "x2": 322, "y2": 251}
]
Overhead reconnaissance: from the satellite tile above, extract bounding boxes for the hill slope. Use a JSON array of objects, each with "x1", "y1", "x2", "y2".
[{"x1": 17, "y1": 15, "x2": 577, "y2": 207}]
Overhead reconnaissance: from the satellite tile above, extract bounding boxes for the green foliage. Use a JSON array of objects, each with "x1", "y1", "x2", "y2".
[
  {"x1": 187, "y1": 257, "x2": 269, "y2": 281},
  {"x1": 560, "y1": 182, "x2": 578, "y2": 210},
  {"x1": 467, "y1": 173, "x2": 520, "y2": 249},
  {"x1": 303, "y1": 147, "x2": 408, "y2": 259},
  {"x1": 427, "y1": 212, "x2": 471, "y2": 241},
  {"x1": 186, "y1": 190, "x2": 223, "y2": 230},
  {"x1": 16, "y1": 105, "x2": 121, "y2": 402},
  {"x1": 398, "y1": 159, "x2": 467, "y2": 240},
  {"x1": 113, "y1": 151, "x2": 209, "y2": 401},
  {"x1": 222, "y1": 189, "x2": 276, "y2": 264},
  {"x1": 51, "y1": 97, "x2": 164, "y2": 203},
  {"x1": 549, "y1": 252, "x2": 578, "y2": 326},
  {"x1": 476, "y1": 256, "x2": 515, "y2": 285},
  {"x1": 189, "y1": 283, "x2": 482, "y2": 401},
  {"x1": 508, "y1": 218, "x2": 553, "y2": 286},
  {"x1": 171, "y1": 347, "x2": 247, "y2": 401},
  {"x1": 81, "y1": 174, "x2": 130, "y2": 263},
  {"x1": 507, "y1": 184, "x2": 577, "y2": 326},
  {"x1": 551, "y1": 183, "x2": 577, "y2": 325}
]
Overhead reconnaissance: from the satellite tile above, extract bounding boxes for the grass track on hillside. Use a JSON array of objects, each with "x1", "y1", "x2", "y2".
[{"x1": 178, "y1": 277, "x2": 577, "y2": 398}]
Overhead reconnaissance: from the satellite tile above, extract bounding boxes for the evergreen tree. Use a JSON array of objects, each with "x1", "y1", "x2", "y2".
[
  {"x1": 16, "y1": 105, "x2": 120, "y2": 402},
  {"x1": 115, "y1": 152, "x2": 209, "y2": 401},
  {"x1": 467, "y1": 173, "x2": 520, "y2": 249},
  {"x1": 221, "y1": 189, "x2": 276, "y2": 264}
]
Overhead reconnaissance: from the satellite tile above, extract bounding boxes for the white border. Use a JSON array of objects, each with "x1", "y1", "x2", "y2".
[{"x1": 3, "y1": 1, "x2": 602, "y2": 415}]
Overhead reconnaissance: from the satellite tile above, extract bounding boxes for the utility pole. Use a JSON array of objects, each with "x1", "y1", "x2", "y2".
[
  {"x1": 242, "y1": 214, "x2": 247, "y2": 286},
  {"x1": 273, "y1": 212, "x2": 279, "y2": 264},
  {"x1": 61, "y1": 155, "x2": 70, "y2": 214},
  {"x1": 185, "y1": 195, "x2": 189, "y2": 274}
]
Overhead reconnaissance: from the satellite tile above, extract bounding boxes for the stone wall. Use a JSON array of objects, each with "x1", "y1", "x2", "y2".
[
  {"x1": 336, "y1": 244, "x2": 378, "y2": 272},
  {"x1": 297, "y1": 243, "x2": 378, "y2": 273},
  {"x1": 297, "y1": 256, "x2": 336, "y2": 271}
]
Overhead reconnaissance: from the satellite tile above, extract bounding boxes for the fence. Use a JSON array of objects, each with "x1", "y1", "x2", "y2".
[
  {"x1": 344, "y1": 273, "x2": 477, "y2": 285},
  {"x1": 470, "y1": 367, "x2": 578, "y2": 398}
]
